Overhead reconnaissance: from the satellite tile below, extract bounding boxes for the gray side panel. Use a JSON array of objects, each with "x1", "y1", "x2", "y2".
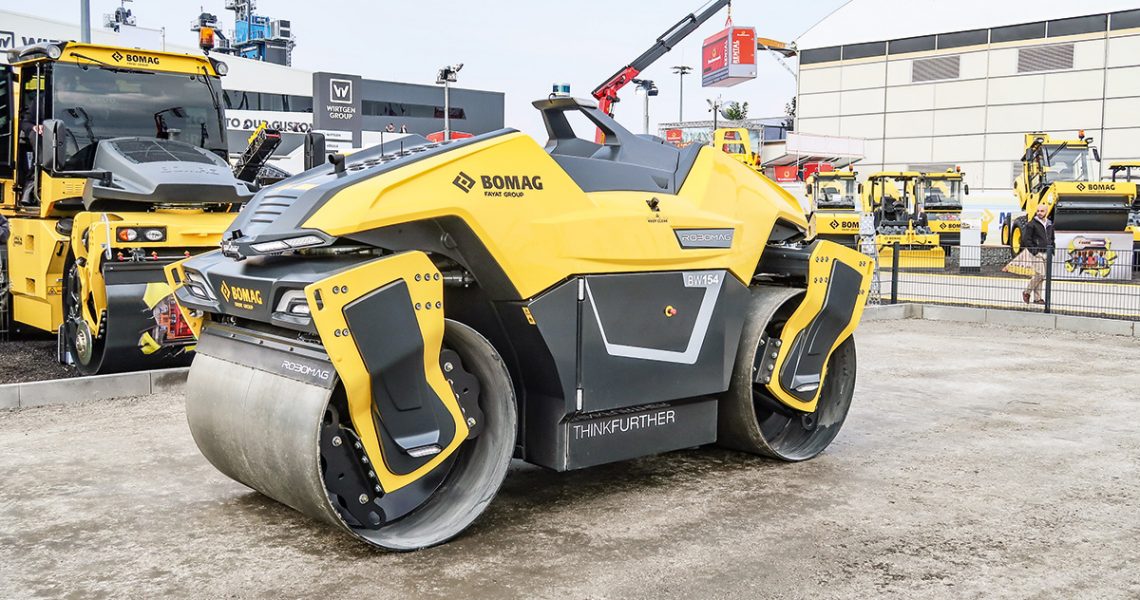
[
  {"x1": 578, "y1": 272, "x2": 750, "y2": 412},
  {"x1": 521, "y1": 280, "x2": 581, "y2": 470}
]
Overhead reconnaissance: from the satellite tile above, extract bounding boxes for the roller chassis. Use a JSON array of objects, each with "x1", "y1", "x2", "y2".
[{"x1": 168, "y1": 97, "x2": 874, "y2": 549}]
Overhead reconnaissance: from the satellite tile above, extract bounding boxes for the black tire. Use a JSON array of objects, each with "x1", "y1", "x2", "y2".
[
  {"x1": 61, "y1": 259, "x2": 106, "y2": 375},
  {"x1": 717, "y1": 286, "x2": 857, "y2": 462},
  {"x1": 1010, "y1": 215, "x2": 1029, "y2": 258},
  {"x1": 357, "y1": 319, "x2": 517, "y2": 550}
]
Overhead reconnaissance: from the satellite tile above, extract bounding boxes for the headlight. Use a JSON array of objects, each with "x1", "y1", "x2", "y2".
[
  {"x1": 251, "y1": 234, "x2": 327, "y2": 254},
  {"x1": 183, "y1": 270, "x2": 216, "y2": 301},
  {"x1": 275, "y1": 290, "x2": 311, "y2": 317},
  {"x1": 212, "y1": 60, "x2": 229, "y2": 76},
  {"x1": 143, "y1": 228, "x2": 166, "y2": 241}
]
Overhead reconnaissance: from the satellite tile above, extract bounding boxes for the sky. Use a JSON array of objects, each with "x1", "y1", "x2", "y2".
[{"x1": 19, "y1": 0, "x2": 849, "y2": 138}]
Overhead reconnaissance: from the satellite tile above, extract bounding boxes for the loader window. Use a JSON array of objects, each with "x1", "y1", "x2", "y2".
[
  {"x1": 917, "y1": 179, "x2": 962, "y2": 208},
  {"x1": 51, "y1": 63, "x2": 227, "y2": 168},
  {"x1": 1043, "y1": 146, "x2": 1091, "y2": 183},
  {"x1": 813, "y1": 179, "x2": 856, "y2": 209}
]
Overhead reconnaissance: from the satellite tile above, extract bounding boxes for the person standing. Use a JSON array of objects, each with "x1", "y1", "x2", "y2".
[{"x1": 1022, "y1": 203, "x2": 1055, "y2": 304}]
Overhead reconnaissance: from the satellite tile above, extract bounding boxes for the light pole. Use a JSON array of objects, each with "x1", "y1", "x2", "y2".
[
  {"x1": 632, "y1": 78, "x2": 658, "y2": 135},
  {"x1": 436, "y1": 63, "x2": 463, "y2": 140},
  {"x1": 671, "y1": 65, "x2": 691, "y2": 122},
  {"x1": 707, "y1": 96, "x2": 723, "y2": 142}
]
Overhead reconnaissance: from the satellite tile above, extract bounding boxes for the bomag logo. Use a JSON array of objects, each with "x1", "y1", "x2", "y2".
[
  {"x1": 453, "y1": 171, "x2": 543, "y2": 198},
  {"x1": 219, "y1": 280, "x2": 263, "y2": 309},
  {"x1": 111, "y1": 51, "x2": 159, "y2": 65},
  {"x1": 1080, "y1": 183, "x2": 1117, "y2": 192},
  {"x1": 828, "y1": 219, "x2": 859, "y2": 230}
]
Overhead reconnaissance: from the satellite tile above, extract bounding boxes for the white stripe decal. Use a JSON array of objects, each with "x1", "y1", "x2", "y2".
[{"x1": 584, "y1": 271, "x2": 723, "y2": 365}]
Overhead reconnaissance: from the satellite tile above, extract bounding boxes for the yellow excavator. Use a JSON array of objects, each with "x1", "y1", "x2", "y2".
[
  {"x1": 165, "y1": 95, "x2": 874, "y2": 550},
  {"x1": 0, "y1": 42, "x2": 251, "y2": 374},
  {"x1": 862, "y1": 172, "x2": 945, "y2": 269},
  {"x1": 1002, "y1": 132, "x2": 1133, "y2": 256},
  {"x1": 805, "y1": 169, "x2": 860, "y2": 247}
]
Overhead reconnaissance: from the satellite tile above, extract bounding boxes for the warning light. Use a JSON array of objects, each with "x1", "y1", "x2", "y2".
[
  {"x1": 1078, "y1": 129, "x2": 1086, "y2": 140},
  {"x1": 199, "y1": 27, "x2": 216, "y2": 52},
  {"x1": 664, "y1": 305, "x2": 678, "y2": 317}
]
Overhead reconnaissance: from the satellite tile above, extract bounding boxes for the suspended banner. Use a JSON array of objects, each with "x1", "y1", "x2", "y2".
[{"x1": 702, "y1": 26, "x2": 758, "y2": 87}]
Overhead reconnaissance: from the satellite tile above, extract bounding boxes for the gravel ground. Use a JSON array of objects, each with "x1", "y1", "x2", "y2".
[
  {"x1": 1, "y1": 319, "x2": 1139, "y2": 599},
  {"x1": 0, "y1": 339, "x2": 75, "y2": 384}
]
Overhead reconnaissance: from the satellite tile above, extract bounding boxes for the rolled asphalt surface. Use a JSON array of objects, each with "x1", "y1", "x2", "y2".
[{"x1": 1, "y1": 319, "x2": 1138, "y2": 599}]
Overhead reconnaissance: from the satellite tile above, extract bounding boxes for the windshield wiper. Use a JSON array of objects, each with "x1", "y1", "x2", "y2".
[{"x1": 1046, "y1": 142, "x2": 1068, "y2": 164}]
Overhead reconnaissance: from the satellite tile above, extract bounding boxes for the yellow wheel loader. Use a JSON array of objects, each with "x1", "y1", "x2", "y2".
[
  {"x1": 1001, "y1": 132, "x2": 1133, "y2": 257},
  {"x1": 862, "y1": 172, "x2": 945, "y2": 269},
  {"x1": 0, "y1": 42, "x2": 251, "y2": 374},
  {"x1": 166, "y1": 96, "x2": 874, "y2": 550},
  {"x1": 805, "y1": 169, "x2": 860, "y2": 247}
]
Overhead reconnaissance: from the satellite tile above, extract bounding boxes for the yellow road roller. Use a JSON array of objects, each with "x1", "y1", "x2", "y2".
[
  {"x1": 166, "y1": 96, "x2": 874, "y2": 550},
  {"x1": 805, "y1": 169, "x2": 861, "y2": 247}
]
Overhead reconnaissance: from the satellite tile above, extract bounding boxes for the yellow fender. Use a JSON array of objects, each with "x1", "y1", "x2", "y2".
[
  {"x1": 765, "y1": 241, "x2": 873, "y2": 412},
  {"x1": 303, "y1": 251, "x2": 470, "y2": 493}
]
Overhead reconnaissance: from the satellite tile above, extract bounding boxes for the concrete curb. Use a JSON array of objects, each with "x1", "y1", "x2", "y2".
[
  {"x1": 864, "y1": 303, "x2": 1138, "y2": 337},
  {"x1": 0, "y1": 368, "x2": 189, "y2": 411}
]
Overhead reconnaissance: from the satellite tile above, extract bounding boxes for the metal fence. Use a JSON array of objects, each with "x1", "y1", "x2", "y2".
[{"x1": 874, "y1": 242, "x2": 1140, "y2": 321}]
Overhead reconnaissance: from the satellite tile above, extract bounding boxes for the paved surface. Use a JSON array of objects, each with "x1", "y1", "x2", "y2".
[
  {"x1": 0, "y1": 339, "x2": 74, "y2": 384},
  {"x1": 2, "y1": 320, "x2": 1139, "y2": 599},
  {"x1": 879, "y1": 271, "x2": 1140, "y2": 319}
]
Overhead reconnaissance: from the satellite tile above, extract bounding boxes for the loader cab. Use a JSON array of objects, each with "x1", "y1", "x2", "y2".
[
  {"x1": 4, "y1": 42, "x2": 229, "y2": 214},
  {"x1": 1022, "y1": 133, "x2": 1099, "y2": 193},
  {"x1": 713, "y1": 127, "x2": 757, "y2": 168},
  {"x1": 915, "y1": 171, "x2": 966, "y2": 211},
  {"x1": 0, "y1": 64, "x2": 15, "y2": 207},
  {"x1": 806, "y1": 172, "x2": 857, "y2": 212}
]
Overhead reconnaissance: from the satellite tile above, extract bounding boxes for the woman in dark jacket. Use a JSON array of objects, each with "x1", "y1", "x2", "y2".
[{"x1": 1022, "y1": 203, "x2": 1055, "y2": 304}]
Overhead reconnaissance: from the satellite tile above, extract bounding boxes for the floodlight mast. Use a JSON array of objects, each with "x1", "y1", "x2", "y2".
[
  {"x1": 590, "y1": 0, "x2": 730, "y2": 142},
  {"x1": 436, "y1": 63, "x2": 464, "y2": 140}
]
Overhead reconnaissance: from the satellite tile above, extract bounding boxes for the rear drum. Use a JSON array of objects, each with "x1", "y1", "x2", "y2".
[{"x1": 717, "y1": 286, "x2": 857, "y2": 461}]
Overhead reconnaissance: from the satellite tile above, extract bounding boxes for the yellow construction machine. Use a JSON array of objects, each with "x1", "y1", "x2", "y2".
[
  {"x1": 713, "y1": 127, "x2": 760, "y2": 170},
  {"x1": 805, "y1": 169, "x2": 860, "y2": 247},
  {"x1": 166, "y1": 95, "x2": 874, "y2": 549},
  {"x1": 1108, "y1": 161, "x2": 1140, "y2": 256},
  {"x1": 915, "y1": 168, "x2": 968, "y2": 250},
  {"x1": 1001, "y1": 132, "x2": 1133, "y2": 256},
  {"x1": 0, "y1": 42, "x2": 252, "y2": 374},
  {"x1": 863, "y1": 172, "x2": 945, "y2": 268}
]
